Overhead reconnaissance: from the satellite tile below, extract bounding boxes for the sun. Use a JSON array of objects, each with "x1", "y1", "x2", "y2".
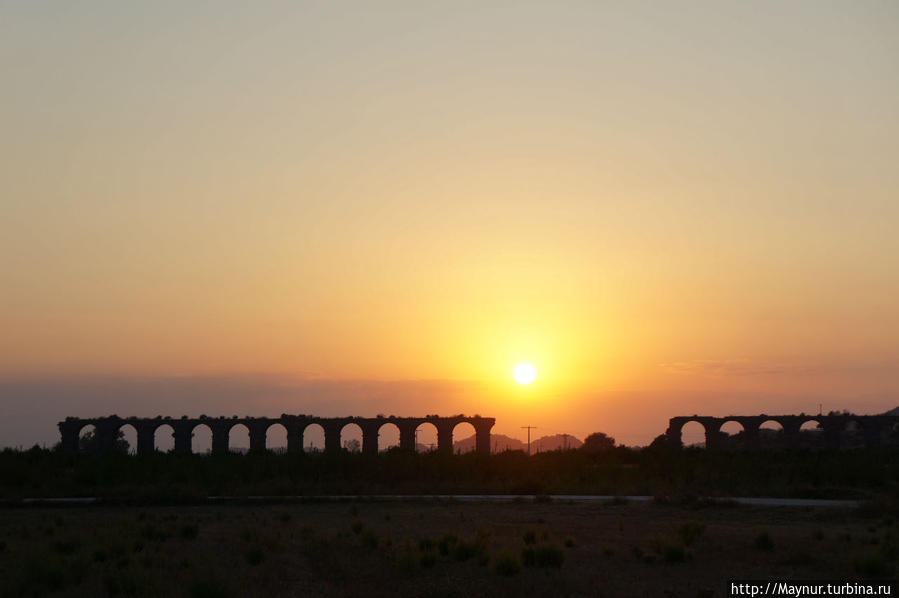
[{"x1": 513, "y1": 362, "x2": 537, "y2": 385}]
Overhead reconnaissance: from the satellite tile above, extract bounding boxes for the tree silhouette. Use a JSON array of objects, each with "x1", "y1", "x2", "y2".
[
  {"x1": 79, "y1": 429, "x2": 131, "y2": 454},
  {"x1": 582, "y1": 432, "x2": 616, "y2": 452}
]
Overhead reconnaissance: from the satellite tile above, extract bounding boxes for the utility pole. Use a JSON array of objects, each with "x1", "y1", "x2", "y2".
[{"x1": 521, "y1": 425, "x2": 537, "y2": 456}]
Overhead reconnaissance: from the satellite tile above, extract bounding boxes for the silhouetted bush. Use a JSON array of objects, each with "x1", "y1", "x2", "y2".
[
  {"x1": 437, "y1": 533, "x2": 458, "y2": 556},
  {"x1": 189, "y1": 577, "x2": 233, "y2": 598},
  {"x1": 754, "y1": 531, "x2": 774, "y2": 551},
  {"x1": 677, "y1": 521, "x2": 706, "y2": 546},
  {"x1": 244, "y1": 546, "x2": 264, "y2": 565},
  {"x1": 534, "y1": 544, "x2": 565, "y2": 568},
  {"x1": 493, "y1": 553, "x2": 521, "y2": 576},
  {"x1": 582, "y1": 432, "x2": 616, "y2": 452}
]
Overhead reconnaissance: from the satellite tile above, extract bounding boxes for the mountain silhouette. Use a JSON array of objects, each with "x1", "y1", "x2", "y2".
[{"x1": 452, "y1": 433, "x2": 582, "y2": 453}]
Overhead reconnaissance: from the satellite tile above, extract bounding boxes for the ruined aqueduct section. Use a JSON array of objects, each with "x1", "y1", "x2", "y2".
[
  {"x1": 59, "y1": 415, "x2": 495, "y2": 456},
  {"x1": 667, "y1": 414, "x2": 899, "y2": 450}
]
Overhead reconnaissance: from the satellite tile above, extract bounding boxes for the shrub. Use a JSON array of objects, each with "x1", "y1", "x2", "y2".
[
  {"x1": 438, "y1": 534, "x2": 458, "y2": 556},
  {"x1": 677, "y1": 521, "x2": 706, "y2": 546},
  {"x1": 493, "y1": 553, "x2": 521, "y2": 576},
  {"x1": 244, "y1": 546, "x2": 264, "y2": 565},
  {"x1": 854, "y1": 552, "x2": 894, "y2": 577},
  {"x1": 360, "y1": 529, "x2": 380, "y2": 551},
  {"x1": 419, "y1": 551, "x2": 437, "y2": 568},
  {"x1": 104, "y1": 572, "x2": 138, "y2": 596},
  {"x1": 564, "y1": 537, "x2": 575, "y2": 548},
  {"x1": 521, "y1": 546, "x2": 536, "y2": 567},
  {"x1": 663, "y1": 544, "x2": 687, "y2": 563},
  {"x1": 452, "y1": 539, "x2": 487, "y2": 563},
  {"x1": 189, "y1": 578, "x2": 233, "y2": 598},
  {"x1": 534, "y1": 544, "x2": 565, "y2": 568},
  {"x1": 522, "y1": 529, "x2": 537, "y2": 545},
  {"x1": 754, "y1": 531, "x2": 774, "y2": 552},
  {"x1": 53, "y1": 538, "x2": 80, "y2": 555},
  {"x1": 351, "y1": 521, "x2": 364, "y2": 535}
]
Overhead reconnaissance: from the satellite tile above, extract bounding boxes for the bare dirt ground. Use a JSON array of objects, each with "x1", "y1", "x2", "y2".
[{"x1": 0, "y1": 499, "x2": 895, "y2": 597}]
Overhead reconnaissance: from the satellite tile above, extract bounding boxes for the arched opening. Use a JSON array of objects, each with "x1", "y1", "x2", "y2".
[
  {"x1": 78, "y1": 424, "x2": 97, "y2": 453},
  {"x1": 841, "y1": 419, "x2": 864, "y2": 449},
  {"x1": 303, "y1": 423, "x2": 324, "y2": 453},
  {"x1": 452, "y1": 421, "x2": 476, "y2": 454},
  {"x1": 118, "y1": 424, "x2": 137, "y2": 455},
  {"x1": 718, "y1": 420, "x2": 745, "y2": 450},
  {"x1": 759, "y1": 420, "x2": 784, "y2": 449},
  {"x1": 799, "y1": 419, "x2": 824, "y2": 449},
  {"x1": 340, "y1": 423, "x2": 362, "y2": 453},
  {"x1": 229, "y1": 424, "x2": 250, "y2": 454},
  {"x1": 266, "y1": 423, "x2": 288, "y2": 453},
  {"x1": 414, "y1": 422, "x2": 438, "y2": 453},
  {"x1": 378, "y1": 422, "x2": 400, "y2": 452},
  {"x1": 192, "y1": 424, "x2": 212, "y2": 455},
  {"x1": 154, "y1": 424, "x2": 175, "y2": 453},
  {"x1": 680, "y1": 421, "x2": 707, "y2": 448}
]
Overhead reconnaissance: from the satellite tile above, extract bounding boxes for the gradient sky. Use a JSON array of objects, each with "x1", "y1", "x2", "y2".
[{"x1": 2, "y1": 1, "x2": 898, "y2": 448}]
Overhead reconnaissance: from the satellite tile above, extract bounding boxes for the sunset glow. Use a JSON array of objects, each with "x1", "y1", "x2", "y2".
[{"x1": 1, "y1": 2, "x2": 898, "y2": 449}]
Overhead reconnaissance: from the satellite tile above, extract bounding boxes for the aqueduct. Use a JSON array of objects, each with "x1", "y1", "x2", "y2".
[
  {"x1": 667, "y1": 414, "x2": 899, "y2": 450},
  {"x1": 58, "y1": 414, "x2": 494, "y2": 456}
]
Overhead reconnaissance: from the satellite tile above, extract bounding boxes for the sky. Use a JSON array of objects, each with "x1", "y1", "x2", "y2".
[{"x1": 2, "y1": 1, "x2": 898, "y2": 449}]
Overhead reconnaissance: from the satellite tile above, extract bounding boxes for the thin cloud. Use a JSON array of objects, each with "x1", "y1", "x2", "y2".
[{"x1": 659, "y1": 360, "x2": 813, "y2": 376}]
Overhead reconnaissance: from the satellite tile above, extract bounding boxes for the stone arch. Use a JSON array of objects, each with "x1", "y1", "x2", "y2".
[
  {"x1": 192, "y1": 423, "x2": 213, "y2": 455},
  {"x1": 78, "y1": 423, "x2": 97, "y2": 453},
  {"x1": 266, "y1": 423, "x2": 288, "y2": 453},
  {"x1": 452, "y1": 421, "x2": 477, "y2": 454},
  {"x1": 718, "y1": 420, "x2": 745, "y2": 450},
  {"x1": 303, "y1": 423, "x2": 325, "y2": 452},
  {"x1": 414, "y1": 421, "x2": 438, "y2": 452},
  {"x1": 154, "y1": 424, "x2": 175, "y2": 453},
  {"x1": 228, "y1": 423, "x2": 250, "y2": 453},
  {"x1": 798, "y1": 419, "x2": 824, "y2": 449},
  {"x1": 680, "y1": 420, "x2": 707, "y2": 448},
  {"x1": 340, "y1": 422, "x2": 363, "y2": 452},
  {"x1": 117, "y1": 423, "x2": 138, "y2": 455},
  {"x1": 758, "y1": 419, "x2": 785, "y2": 449},
  {"x1": 377, "y1": 422, "x2": 400, "y2": 452}
]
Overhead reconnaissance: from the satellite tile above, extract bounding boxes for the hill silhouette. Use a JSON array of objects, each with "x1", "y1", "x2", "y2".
[{"x1": 452, "y1": 433, "x2": 582, "y2": 453}]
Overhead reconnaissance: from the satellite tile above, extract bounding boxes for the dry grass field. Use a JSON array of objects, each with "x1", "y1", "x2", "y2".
[{"x1": 1, "y1": 499, "x2": 895, "y2": 598}]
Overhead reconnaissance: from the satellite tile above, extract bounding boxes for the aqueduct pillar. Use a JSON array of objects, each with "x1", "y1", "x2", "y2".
[
  {"x1": 247, "y1": 420, "x2": 267, "y2": 453},
  {"x1": 360, "y1": 421, "x2": 380, "y2": 455},
  {"x1": 285, "y1": 423, "x2": 303, "y2": 453},
  {"x1": 135, "y1": 423, "x2": 155, "y2": 456},
  {"x1": 474, "y1": 420, "x2": 494, "y2": 454},
  {"x1": 398, "y1": 422, "x2": 416, "y2": 451},
  {"x1": 322, "y1": 421, "x2": 342, "y2": 453},
  {"x1": 172, "y1": 422, "x2": 192, "y2": 455},
  {"x1": 436, "y1": 422, "x2": 454, "y2": 454}
]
